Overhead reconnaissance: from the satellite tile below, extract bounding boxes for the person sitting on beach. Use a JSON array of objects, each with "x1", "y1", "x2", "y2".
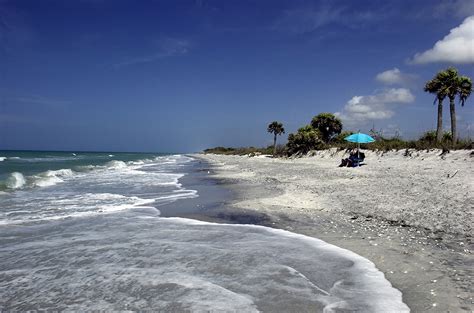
[
  {"x1": 338, "y1": 149, "x2": 355, "y2": 167},
  {"x1": 339, "y1": 149, "x2": 365, "y2": 167}
]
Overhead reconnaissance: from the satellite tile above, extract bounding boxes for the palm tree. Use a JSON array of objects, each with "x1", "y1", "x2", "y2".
[
  {"x1": 425, "y1": 68, "x2": 472, "y2": 143},
  {"x1": 439, "y1": 68, "x2": 472, "y2": 143},
  {"x1": 424, "y1": 75, "x2": 446, "y2": 142},
  {"x1": 456, "y1": 75, "x2": 473, "y2": 141},
  {"x1": 267, "y1": 121, "x2": 285, "y2": 156}
]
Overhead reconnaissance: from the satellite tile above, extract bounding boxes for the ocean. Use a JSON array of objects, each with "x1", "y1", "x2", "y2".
[{"x1": 0, "y1": 151, "x2": 408, "y2": 311}]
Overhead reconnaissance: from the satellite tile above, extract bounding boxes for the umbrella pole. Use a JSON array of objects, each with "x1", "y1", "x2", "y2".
[
  {"x1": 357, "y1": 131, "x2": 360, "y2": 167},
  {"x1": 357, "y1": 142, "x2": 360, "y2": 167}
]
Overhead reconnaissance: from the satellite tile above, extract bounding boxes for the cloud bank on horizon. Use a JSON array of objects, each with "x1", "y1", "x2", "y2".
[{"x1": 411, "y1": 15, "x2": 474, "y2": 64}]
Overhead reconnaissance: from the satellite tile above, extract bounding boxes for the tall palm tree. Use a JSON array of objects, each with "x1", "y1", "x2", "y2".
[
  {"x1": 424, "y1": 75, "x2": 446, "y2": 142},
  {"x1": 439, "y1": 68, "x2": 472, "y2": 143},
  {"x1": 457, "y1": 75, "x2": 473, "y2": 140},
  {"x1": 267, "y1": 121, "x2": 285, "y2": 156},
  {"x1": 425, "y1": 68, "x2": 472, "y2": 143}
]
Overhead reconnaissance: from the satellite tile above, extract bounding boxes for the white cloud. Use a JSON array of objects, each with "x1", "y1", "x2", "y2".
[
  {"x1": 375, "y1": 68, "x2": 417, "y2": 86},
  {"x1": 335, "y1": 88, "x2": 415, "y2": 127},
  {"x1": 410, "y1": 15, "x2": 474, "y2": 64}
]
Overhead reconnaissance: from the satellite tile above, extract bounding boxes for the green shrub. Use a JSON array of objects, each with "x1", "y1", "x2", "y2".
[
  {"x1": 310, "y1": 113, "x2": 343, "y2": 143},
  {"x1": 369, "y1": 138, "x2": 407, "y2": 151},
  {"x1": 203, "y1": 147, "x2": 236, "y2": 154},
  {"x1": 442, "y1": 132, "x2": 452, "y2": 142},
  {"x1": 286, "y1": 125, "x2": 324, "y2": 155},
  {"x1": 419, "y1": 131, "x2": 437, "y2": 144}
]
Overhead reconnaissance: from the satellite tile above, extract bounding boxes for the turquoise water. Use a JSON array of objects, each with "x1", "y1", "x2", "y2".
[
  {"x1": 0, "y1": 151, "x2": 197, "y2": 224},
  {"x1": 0, "y1": 150, "x2": 167, "y2": 190}
]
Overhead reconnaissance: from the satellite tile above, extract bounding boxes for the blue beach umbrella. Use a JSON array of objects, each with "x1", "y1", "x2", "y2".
[
  {"x1": 344, "y1": 133, "x2": 375, "y2": 144},
  {"x1": 344, "y1": 132, "x2": 375, "y2": 166}
]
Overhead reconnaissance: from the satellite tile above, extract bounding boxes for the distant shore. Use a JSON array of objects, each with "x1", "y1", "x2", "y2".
[{"x1": 194, "y1": 149, "x2": 473, "y2": 312}]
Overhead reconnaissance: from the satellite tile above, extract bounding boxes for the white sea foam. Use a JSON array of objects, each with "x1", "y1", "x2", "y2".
[
  {"x1": 163, "y1": 218, "x2": 410, "y2": 312},
  {"x1": 33, "y1": 168, "x2": 75, "y2": 187},
  {"x1": 0, "y1": 215, "x2": 409, "y2": 311},
  {"x1": 105, "y1": 160, "x2": 128, "y2": 169},
  {"x1": 34, "y1": 176, "x2": 63, "y2": 187},
  {"x1": 128, "y1": 160, "x2": 145, "y2": 165},
  {"x1": 158, "y1": 190, "x2": 198, "y2": 200},
  {"x1": 46, "y1": 168, "x2": 74, "y2": 177},
  {"x1": 1, "y1": 193, "x2": 158, "y2": 225},
  {"x1": 1, "y1": 154, "x2": 198, "y2": 227},
  {"x1": 0, "y1": 156, "x2": 6, "y2": 161},
  {"x1": 100, "y1": 200, "x2": 156, "y2": 214},
  {"x1": 153, "y1": 155, "x2": 193, "y2": 165},
  {"x1": 6, "y1": 172, "x2": 26, "y2": 189}
]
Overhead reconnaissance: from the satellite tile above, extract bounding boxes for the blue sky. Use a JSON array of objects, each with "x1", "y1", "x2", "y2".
[{"x1": 1, "y1": 0, "x2": 473, "y2": 152}]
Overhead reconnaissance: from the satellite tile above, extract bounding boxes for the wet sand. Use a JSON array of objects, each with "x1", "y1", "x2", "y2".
[{"x1": 193, "y1": 150, "x2": 474, "y2": 312}]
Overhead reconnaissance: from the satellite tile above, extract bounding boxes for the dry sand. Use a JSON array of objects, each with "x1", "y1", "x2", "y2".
[{"x1": 194, "y1": 149, "x2": 473, "y2": 312}]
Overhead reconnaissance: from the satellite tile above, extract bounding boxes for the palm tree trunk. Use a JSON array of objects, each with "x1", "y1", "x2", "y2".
[
  {"x1": 273, "y1": 134, "x2": 277, "y2": 156},
  {"x1": 436, "y1": 98, "x2": 443, "y2": 142},
  {"x1": 449, "y1": 97, "x2": 457, "y2": 143}
]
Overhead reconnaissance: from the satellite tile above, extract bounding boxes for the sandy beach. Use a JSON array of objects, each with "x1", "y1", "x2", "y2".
[{"x1": 195, "y1": 149, "x2": 473, "y2": 312}]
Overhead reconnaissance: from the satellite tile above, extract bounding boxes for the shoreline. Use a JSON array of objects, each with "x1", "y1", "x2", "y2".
[{"x1": 192, "y1": 150, "x2": 473, "y2": 312}]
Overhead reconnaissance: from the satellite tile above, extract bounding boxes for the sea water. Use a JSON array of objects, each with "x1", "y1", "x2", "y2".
[{"x1": 0, "y1": 151, "x2": 409, "y2": 312}]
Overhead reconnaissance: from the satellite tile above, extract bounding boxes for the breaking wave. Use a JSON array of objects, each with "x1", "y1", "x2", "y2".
[
  {"x1": 6, "y1": 172, "x2": 26, "y2": 189},
  {"x1": 105, "y1": 160, "x2": 128, "y2": 169},
  {"x1": 0, "y1": 154, "x2": 198, "y2": 224},
  {"x1": 1, "y1": 154, "x2": 194, "y2": 193},
  {"x1": 33, "y1": 169, "x2": 75, "y2": 187},
  {"x1": 2, "y1": 169, "x2": 77, "y2": 190}
]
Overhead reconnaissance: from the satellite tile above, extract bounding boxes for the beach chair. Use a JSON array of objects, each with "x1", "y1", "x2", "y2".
[{"x1": 350, "y1": 152, "x2": 365, "y2": 167}]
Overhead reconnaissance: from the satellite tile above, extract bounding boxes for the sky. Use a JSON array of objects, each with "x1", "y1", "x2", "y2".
[{"x1": 1, "y1": 0, "x2": 473, "y2": 152}]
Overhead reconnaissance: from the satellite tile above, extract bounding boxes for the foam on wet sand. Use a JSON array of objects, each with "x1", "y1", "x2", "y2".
[{"x1": 0, "y1": 213, "x2": 409, "y2": 312}]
